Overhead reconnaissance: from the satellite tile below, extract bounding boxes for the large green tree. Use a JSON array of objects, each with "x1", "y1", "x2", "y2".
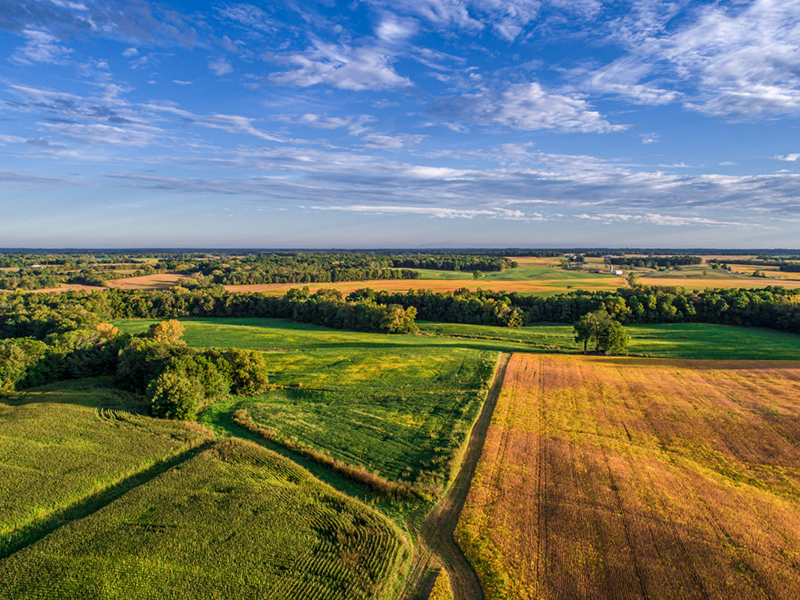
[{"x1": 573, "y1": 310, "x2": 629, "y2": 355}]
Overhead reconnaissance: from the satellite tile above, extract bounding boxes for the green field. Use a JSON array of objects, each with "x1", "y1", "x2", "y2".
[
  {"x1": 115, "y1": 318, "x2": 498, "y2": 498},
  {"x1": 418, "y1": 321, "x2": 800, "y2": 360},
  {"x1": 0, "y1": 379, "x2": 211, "y2": 554},
  {"x1": 0, "y1": 438, "x2": 410, "y2": 600}
]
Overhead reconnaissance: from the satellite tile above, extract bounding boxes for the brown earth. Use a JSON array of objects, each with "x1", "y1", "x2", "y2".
[{"x1": 457, "y1": 354, "x2": 800, "y2": 600}]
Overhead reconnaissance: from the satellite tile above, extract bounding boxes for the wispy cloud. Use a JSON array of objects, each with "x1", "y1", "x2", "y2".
[
  {"x1": 774, "y1": 153, "x2": 800, "y2": 162},
  {"x1": 270, "y1": 40, "x2": 411, "y2": 91},
  {"x1": 429, "y1": 81, "x2": 624, "y2": 133},
  {"x1": 590, "y1": 0, "x2": 800, "y2": 119},
  {"x1": 209, "y1": 57, "x2": 233, "y2": 76},
  {"x1": 10, "y1": 29, "x2": 72, "y2": 65}
]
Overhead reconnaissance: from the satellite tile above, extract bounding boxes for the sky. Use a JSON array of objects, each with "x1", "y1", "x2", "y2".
[{"x1": 1, "y1": 0, "x2": 800, "y2": 249}]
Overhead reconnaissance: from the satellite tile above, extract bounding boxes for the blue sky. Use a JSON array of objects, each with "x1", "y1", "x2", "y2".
[{"x1": 1, "y1": 0, "x2": 799, "y2": 248}]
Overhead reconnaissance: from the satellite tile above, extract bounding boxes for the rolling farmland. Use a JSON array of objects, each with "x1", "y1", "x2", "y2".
[
  {"x1": 0, "y1": 379, "x2": 212, "y2": 555},
  {"x1": 0, "y1": 438, "x2": 410, "y2": 600},
  {"x1": 116, "y1": 318, "x2": 499, "y2": 498},
  {"x1": 457, "y1": 354, "x2": 800, "y2": 599}
]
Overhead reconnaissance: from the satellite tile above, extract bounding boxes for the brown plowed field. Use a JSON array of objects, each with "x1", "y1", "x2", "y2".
[{"x1": 456, "y1": 354, "x2": 800, "y2": 600}]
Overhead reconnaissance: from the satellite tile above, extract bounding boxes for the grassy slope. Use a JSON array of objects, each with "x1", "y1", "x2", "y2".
[
  {"x1": 0, "y1": 379, "x2": 211, "y2": 544},
  {"x1": 0, "y1": 439, "x2": 411, "y2": 600},
  {"x1": 116, "y1": 318, "x2": 498, "y2": 497}
]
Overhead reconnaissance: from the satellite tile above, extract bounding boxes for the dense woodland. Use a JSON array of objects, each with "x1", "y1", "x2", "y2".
[{"x1": 608, "y1": 255, "x2": 703, "y2": 268}]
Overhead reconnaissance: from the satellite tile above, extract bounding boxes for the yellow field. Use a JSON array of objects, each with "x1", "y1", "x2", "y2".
[
  {"x1": 457, "y1": 354, "x2": 800, "y2": 599},
  {"x1": 106, "y1": 273, "x2": 190, "y2": 290}
]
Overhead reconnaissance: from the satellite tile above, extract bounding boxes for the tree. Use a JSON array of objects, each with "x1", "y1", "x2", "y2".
[
  {"x1": 573, "y1": 310, "x2": 612, "y2": 353},
  {"x1": 473, "y1": 270, "x2": 484, "y2": 280},
  {"x1": 597, "y1": 320, "x2": 630, "y2": 355},
  {"x1": 147, "y1": 369, "x2": 202, "y2": 420},
  {"x1": 146, "y1": 319, "x2": 186, "y2": 345},
  {"x1": 573, "y1": 309, "x2": 629, "y2": 354}
]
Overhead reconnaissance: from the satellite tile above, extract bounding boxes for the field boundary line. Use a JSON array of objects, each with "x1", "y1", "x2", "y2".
[
  {"x1": 407, "y1": 352, "x2": 512, "y2": 600},
  {"x1": 0, "y1": 439, "x2": 215, "y2": 561}
]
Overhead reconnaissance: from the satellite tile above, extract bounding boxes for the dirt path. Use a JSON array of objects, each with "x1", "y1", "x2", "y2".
[{"x1": 406, "y1": 352, "x2": 511, "y2": 600}]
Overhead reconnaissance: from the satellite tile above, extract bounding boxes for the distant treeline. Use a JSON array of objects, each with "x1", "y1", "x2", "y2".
[
  {"x1": 3, "y1": 284, "x2": 800, "y2": 339},
  {"x1": 390, "y1": 255, "x2": 517, "y2": 272},
  {"x1": 194, "y1": 254, "x2": 421, "y2": 285},
  {"x1": 368, "y1": 286, "x2": 800, "y2": 333},
  {"x1": 0, "y1": 287, "x2": 418, "y2": 341},
  {"x1": 609, "y1": 255, "x2": 703, "y2": 268}
]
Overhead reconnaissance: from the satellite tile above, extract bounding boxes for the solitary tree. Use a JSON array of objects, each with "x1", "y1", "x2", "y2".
[
  {"x1": 573, "y1": 310, "x2": 629, "y2": 355},
  {"x1": 473, "y1": 270, "x2": 484, "y2": 280}
]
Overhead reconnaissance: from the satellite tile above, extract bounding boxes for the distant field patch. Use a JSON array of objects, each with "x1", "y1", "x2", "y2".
[
  {"x1": 0, "y1": 379, "x2": 211, "y2": 548},
  {"x1": 457, "y1": 354, "x2": 800, "y2": 599},
  {"x1": 0, "y1": 438, "x2": 410, "y2": 600},
  {"x1": 106, "y1": 273, "x2": 189, "y2": 290}
]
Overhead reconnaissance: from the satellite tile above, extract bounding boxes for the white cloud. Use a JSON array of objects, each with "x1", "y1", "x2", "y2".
[
  {"x1": 594, "y1": 0, "x2": 800, "y2": 119},
  {"x1": 306, "y1": 204, "x2": 525, "y2": 219},
  {"x1": 209, "y1": 57, "x2": 234, "y2": 75},
  {"x1": 271, "y1": 41, "x2": 411, "y2": 91},
  {"x1": 10, "y1": 30, "x2": 72, "y2": 65},
  {"x1": 361, "y1": 133, "x2": 425, "y2": 150},
  {"x1": 640, "y1": 133, "x2": 658, "y2": 144},
  {"x1": 122, "y1": 47, "x2": 139, "y2": 57},
  {"x1": 172, "y1": 80, "x2": 192, "y2": 86},
  {"x1": 0, "y1": 135, "x2": 27, "y2": 145},
  {"x1": 296, "y1": 114, "x2": 352, "y2": 129},
  {"x1": 434, "y1": 82, "x2": 624, "y2": 133},
  {"x1": 774, "y1": 153, "x2": 800, "y2": 162}
]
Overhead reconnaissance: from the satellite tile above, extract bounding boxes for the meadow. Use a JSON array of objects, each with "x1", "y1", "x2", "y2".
[
  {"x1": 115, "y1": 318, "x2": 499, "y2": 499},
  {"x1": 0, "y1": 438, "x2": 411, "y2": 600},
  {"x1": 0, "y1": 379, "x2": 211, "y2": 556},
  {"x1": 457, "y1": 354, "x2": 800, "y2": 599}
]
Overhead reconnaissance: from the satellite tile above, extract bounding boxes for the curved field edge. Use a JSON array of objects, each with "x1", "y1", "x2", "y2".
[
  {"x1": 0, "y1": 379, "x2": 213, "y2": 549},
  {"x1": 456, "y1": 354, "x2": 800, "y2": 599},
  {"x1": 0, "y1": 438, "x2": 412, "y2": 600}
]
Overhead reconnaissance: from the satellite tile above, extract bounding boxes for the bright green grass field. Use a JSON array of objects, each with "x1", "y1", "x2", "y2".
[
  {"x1": 116, "y1": 319, "x2": 498, "y2": 496},
  {"x1": 418, "y1": 321, "x2": 800, "y2": 360},
  {"x1": 0, "y1": 439, "x2": 410, "y2": 600},
  {"x1": 0, "y1": 379, "x2": 211, "y2": 547}
]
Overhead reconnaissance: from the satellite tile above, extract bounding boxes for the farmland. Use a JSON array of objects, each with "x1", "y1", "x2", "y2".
[
  {"x1": 457, "y1": 354, "x2": 800, "y2": 599},
  {"x1": 114, "y1": 318, "x2": 499, "y2": 499},
  {"x1": 0, "y1": 438, "x2": 411, "y2": 600},
  {"x1": 0, "y1": 379, "x2": 212, "y2": 556}
]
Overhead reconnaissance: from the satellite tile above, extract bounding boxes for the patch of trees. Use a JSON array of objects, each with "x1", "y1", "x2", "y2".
[
  {"x1": 0, "y1": 318, "x2": 269, "y2": 421},
  {"x1": 608, "y1": 255, "x2": 702, "y2": 268},
  {"x1": 390, "y1": 255, "x2": 517, "y2": 272}
]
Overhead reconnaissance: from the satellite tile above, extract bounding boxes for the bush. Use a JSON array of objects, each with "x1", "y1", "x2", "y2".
[{"x1": 147, "y1": 369, "x2": 203, "y2": 420}]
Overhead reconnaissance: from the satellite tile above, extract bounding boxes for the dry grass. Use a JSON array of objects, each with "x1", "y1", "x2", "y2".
[
  {"x1": 106, "y1": 273, "x2": 190, "y2": 290},
  {"x1": 457, "y1": 354, "x2": 800, "y2": 599}
]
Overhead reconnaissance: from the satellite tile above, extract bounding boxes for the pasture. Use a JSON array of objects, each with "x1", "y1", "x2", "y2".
[
  {"x1": 0, "y1": 438, "x2": 410, "y2": 600},
  {"x1": 457, "y1": 354, "x2": 800, "y2": 599},
  {"x1": 0, "y1": 379, "x2": 211, "y2": 555}
]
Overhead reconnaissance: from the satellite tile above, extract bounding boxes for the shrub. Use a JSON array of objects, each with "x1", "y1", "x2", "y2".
[{"x1": 147, "y1": 369, "x2": 203, "y2": 420}]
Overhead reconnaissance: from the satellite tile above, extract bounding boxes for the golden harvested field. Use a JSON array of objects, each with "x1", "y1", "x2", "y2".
[
  {"x1": 636, "y1": 276, "x2": 800, "y2": 289},
  {"x1": 222, "y1": 280, "x2": 586, "y2": 295},
  {"x1": 106, "y1": 273, "x2": 189, "y2": 290},
  {"x1": 457, "y1": 354, "x2": 800, "y2": 600}
]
